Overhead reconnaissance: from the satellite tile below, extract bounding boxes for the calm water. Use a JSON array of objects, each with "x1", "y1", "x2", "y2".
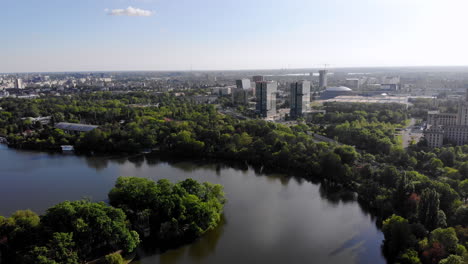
[{"x1": 0, "y1": 144, "x2": 386, "y2": 264}]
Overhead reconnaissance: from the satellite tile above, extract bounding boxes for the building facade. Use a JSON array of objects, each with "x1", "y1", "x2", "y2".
[
  {"x1": 427, "y1": 111, "x2": 457, "y2": 126},
  {"x1": 424, "y1": 89, "x2": 468, "y2": 147},
  {"x1": 236, "y1": 79, "x2": 251, "y2": 90},
  {"x1": 425, "y1": 126, "x2": 444, "y2": 148},
  {"x1": 345, "y1": 78, "x2": 360, "y2": 90},
  {"x1": 290, "y1": 81, "x2": 311, "y2": 119},
  {"x1": 318, "y1": 70, "x2": 328, "y2": 89},
  {"x1": 457, "y1": 103, "x2": 468, "y2": 125},
  {"x1": 256, "y1": 81, "x2": 277, "y2": 117},
  {"x1": 15, "y1": 78, "x2": 23, "y2": 89},
  {"x1": 232, "y1": 88, "x2": 248, "y2": 105},
  {"x1": 252, "y1": 75, "x2": 264, "y2": 82}
]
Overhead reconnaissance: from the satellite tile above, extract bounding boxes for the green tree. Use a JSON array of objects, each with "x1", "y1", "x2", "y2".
[
  {"x1": 439, "y1": 255, "x2": 463, "y2": 264},
  {"x1": 321, "y1": 152, "x2": 345, "y2": 182},
  {"x1": 46, "y1": 232, "x2": 79, "y2": 264},
  {"x1": 76, "y1": 129, "x2": 110, "y2": 153},
  {"x1": 108, "y1": 177, "x2": 225, "y2": 243},
  {"x1": 24, "y1": 233, "x2": 79, "y2": 264},
  {"x1": 334, "y1": 145, "x2": 359, "y2": 164},
  {"x1": 397, "y1": 249, "x2": 422, "y2": 264},
  {"x1": 41, "y1": 200, "x2": 139, "y2": 260},
  {"x1": 430, "y1": 227, "x2": 459, "y2": 254},
  {"x1": 439, "y1": 149, "x2": 455, "y2": 167},
  {"x1": 103, "y1": 252, "x2": 125, "y2": 264},
  {"x1": 453, "y1": 206, "x2": 468, "y2": 226},
  {"x1": 24, "y1": 246, "x2": 58, "y2": 264},
  {"x1": 459, "y1": 179, "x2": 468, "y2": 201},
  {"x1": 6, "y1": 210, "x2": 41, "y2": 252},
  {"x1": 419, "y1": 189, "x2": 445, "y2": 230},
  {"x1": 458, "y1": 162, "x2": 468, "y2": 180},
  {"x1": 382, "y1": 215, "x2": 416, "y2": 259}
]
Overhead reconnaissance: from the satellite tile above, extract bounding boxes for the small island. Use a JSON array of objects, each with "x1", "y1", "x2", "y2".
[{"x1": 0, "y1": 177, "x2": 226, "y2": 264}]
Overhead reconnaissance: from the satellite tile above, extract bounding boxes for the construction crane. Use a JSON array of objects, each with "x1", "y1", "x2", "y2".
[{"x1": 312, "y1": 64, "x2": 331, "y2": 70}]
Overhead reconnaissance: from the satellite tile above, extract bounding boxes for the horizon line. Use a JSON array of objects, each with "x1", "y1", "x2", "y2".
[{"x1": 4, "y1": 65, "x2": 468, "y2": 75}]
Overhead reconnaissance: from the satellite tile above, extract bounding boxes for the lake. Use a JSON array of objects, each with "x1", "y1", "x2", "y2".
[{"x1": 0, "y1": 144, "x2": 386, "y2": 264}]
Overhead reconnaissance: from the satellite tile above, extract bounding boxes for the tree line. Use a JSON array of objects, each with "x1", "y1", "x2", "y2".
[{"x1": 0, "y1": 93, "x2": 467, "y2": 263}]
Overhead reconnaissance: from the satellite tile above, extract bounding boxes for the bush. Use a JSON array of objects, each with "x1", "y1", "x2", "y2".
[{"x1": 103, "y1": 252, "x2": 125, "y2": 264}]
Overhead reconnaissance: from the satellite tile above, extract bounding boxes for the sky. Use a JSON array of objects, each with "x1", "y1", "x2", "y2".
[{"x1": 2, "y1": 0, "x2": 468, "y2": 73}]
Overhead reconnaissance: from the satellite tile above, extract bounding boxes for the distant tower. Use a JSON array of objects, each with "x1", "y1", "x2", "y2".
[
  {"x1": 236, "y1": 79, "x2": 251, "y2": 90},
  {"x1": 15, "y1": 78, "x2": 23, "y2": 89},
  {"x1": 256, "y1": 81, "x2": 277, "y2": 117},
  {"x1": 457, "y1": 88, "x2": 468, "y2": 126},
  {"x1": 318, "y1": 70, "x2": 328, "y2": 90},
  {"x1": 252, "y1": 75, "x2": 264, "y2": 82},
  {"x1": 290, "y1": 81, "x2": 311, "y2": 119}
]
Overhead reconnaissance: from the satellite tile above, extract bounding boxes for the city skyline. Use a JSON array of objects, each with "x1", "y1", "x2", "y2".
[{"x1": 3, "y1": 0, "x2": 468, "y2": 73}]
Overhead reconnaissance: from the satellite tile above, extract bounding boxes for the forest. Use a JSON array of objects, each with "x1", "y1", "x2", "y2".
[{"x1": 0, "y1": 92, "x2": 467, "y2": 264}]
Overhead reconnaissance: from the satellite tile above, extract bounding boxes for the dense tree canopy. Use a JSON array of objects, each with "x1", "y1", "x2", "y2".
[
  {"x1": 109, "y1": 177, "x2": 225, "y2": 244},
  {"x1": 0, "y1": 200, "x2": 139, "y2": 263}
]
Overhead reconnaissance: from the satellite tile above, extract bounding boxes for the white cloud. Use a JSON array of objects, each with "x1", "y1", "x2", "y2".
[{"x1": 106, "y1": 6, "x2": 153, "y2": 17}]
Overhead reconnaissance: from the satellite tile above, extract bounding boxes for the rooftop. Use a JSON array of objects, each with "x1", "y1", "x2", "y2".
[
  {"x1": 55, "y1": 122, "x2": 98, "y2": 132},
  {"x1": 326, "y1": 86, "x2": 352, "y2": 92},
  {"x1": 320, "y1": 95, "x2": 409, "y2": 105}
]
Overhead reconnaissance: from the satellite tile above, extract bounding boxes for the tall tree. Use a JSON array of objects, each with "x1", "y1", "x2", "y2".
[{"x1": 419, "y1": 189, "x2": 446, "y2": 230}]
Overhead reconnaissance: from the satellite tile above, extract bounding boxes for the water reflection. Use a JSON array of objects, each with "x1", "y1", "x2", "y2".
[
  {"x1": 186, "y1": 216, "x2": 226, "y2": 262},
  {"x1": 84, "y1": 156, "x2": 110, "y2": 171},
  {"x1": 127, "y1": 155, "x2": 145, "y2": 168},
  {"x1": 0, "y1": 146, "x2": 386, "y2": 264},
  {"x1": 133, "y1": 216, "x2": 226, "y2": 264},
  {"x1": 158, "y1": 247, "x2": 187, "y2": 264},
  {"x1": 113, "y1": 156, "x2": 129, "y2": 165},
  {"x1": 329, "y1": 235, "x2": 363, "y2": 256},
  {"x1": 146, "y1": 157, "x2": 162, "y2": 166},
  {"x1": 318, "y1": 182, "x2": 357, "y2": 206}
]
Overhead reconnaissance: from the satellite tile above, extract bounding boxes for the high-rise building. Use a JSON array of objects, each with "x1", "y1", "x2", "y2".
[
  {"x1": 232, "y1": 88, "x2": 248, "y2": 105},
  {"x1": 457, "y1": 88, "x2": 468, "y2": 126},
  {"x1": 252, "y1": 75, "x2": 264, "y2": 82},
  {"x1": 256, "y1": 81, "x2": 277, "y2": 117},
  {"x1": 465, "y1": 88, "x2": 468, "y2": 103},
  {"x1": 236, "y1": 79, "x2": 251, "y2": 90},
  {"x1": 290, "y1": 81, "x2": 311, "y2": 119},
  {"x1": 15, "y1": 78, "x2": 23, "y2": 89},
  {"x1": 318, "y1": 70, "x2": 328, "y2": 89}
]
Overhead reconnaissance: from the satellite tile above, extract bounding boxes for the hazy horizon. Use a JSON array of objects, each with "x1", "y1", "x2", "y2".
[
  {"x1": 6, "y1": 65, "x2": 468, "y2": 75},
  {"x1": 3, "y1": 0, "x2": 468, "y2": 73}
]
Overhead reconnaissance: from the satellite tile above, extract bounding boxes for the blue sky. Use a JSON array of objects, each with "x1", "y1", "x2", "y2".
[{"x1": 2, "y1": 0, "x2": 468, "y2": 72}]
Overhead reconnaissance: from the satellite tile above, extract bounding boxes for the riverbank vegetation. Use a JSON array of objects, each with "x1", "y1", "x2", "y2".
[
  {"x1": 0, "y1": 93, "x2": 467, "y2": 263},
  {"x1": 0, "y1": 177, "x2": 225, "y2": 264}
]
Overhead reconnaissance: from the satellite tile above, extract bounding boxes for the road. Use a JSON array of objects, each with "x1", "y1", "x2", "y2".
[
  {"x1": 399, "y1": 118, "x2": 424, "y2": 148},
  {"x1": 217, "y1": 107, "x2": 251, "y2": 120}
]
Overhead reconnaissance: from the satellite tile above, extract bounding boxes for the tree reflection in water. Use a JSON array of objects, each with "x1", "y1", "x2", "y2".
[
  {"x1": 84, "y1": 156, "x2": 109, "y2": 171},
  {"x1": 132, "y1": 215, "x2": 226, "y2": 264},
  {"x1": 318, "y1": 181, "x2": 357, "y2": 206}
]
